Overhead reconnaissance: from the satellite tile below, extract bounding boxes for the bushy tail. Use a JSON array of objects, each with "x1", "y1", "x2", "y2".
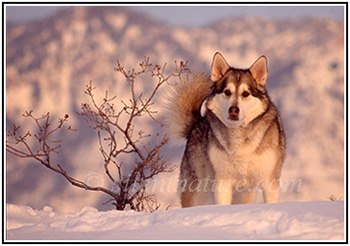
[{"x1": 167, "y1": 73, "x2": 212, "y2": 139}]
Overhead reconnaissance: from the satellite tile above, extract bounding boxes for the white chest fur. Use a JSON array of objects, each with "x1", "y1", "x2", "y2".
[{"x1": 208, "y1": 128, "x2": 277, "y2": 188}]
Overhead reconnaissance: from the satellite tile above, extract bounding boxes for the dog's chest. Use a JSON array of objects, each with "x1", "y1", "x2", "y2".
[{"x1": 208, "y1": 130, "x2": 262, "y2": 181}]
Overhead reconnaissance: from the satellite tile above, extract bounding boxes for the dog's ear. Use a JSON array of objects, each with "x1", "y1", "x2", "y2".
[
  {"x1": 211, "y1": 52, "x2": 230, "y2": 82},
  {"x1": 249, "y1": 56, "x2": 268, "y2": 87}
]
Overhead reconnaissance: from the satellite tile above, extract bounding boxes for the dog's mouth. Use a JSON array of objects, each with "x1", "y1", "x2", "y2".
[{"x1": 229, "y1": 115, "x2": 239, "y2": 121}]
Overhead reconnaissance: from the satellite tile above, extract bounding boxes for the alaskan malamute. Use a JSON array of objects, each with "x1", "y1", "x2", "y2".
[{"x1": 168, "y1": 52, "x2": 286, "y2": 207}]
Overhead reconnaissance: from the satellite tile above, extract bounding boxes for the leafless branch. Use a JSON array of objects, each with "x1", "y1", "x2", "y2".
[{"x1": 7, "y1": 57, "x2": 189, "y2": 212}]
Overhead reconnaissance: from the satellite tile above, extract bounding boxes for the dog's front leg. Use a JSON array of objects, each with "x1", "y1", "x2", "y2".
[
  {"x1": 262, "y1": 179, "x2": 280, "y2": 203},
  {"x1": 214, "y1": 179, "x2": 233, "y2": 205}
]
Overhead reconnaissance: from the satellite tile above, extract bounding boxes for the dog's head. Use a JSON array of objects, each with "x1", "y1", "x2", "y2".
[{"x1": 202, "y1": 52, "x2": 270, "y2": 128}]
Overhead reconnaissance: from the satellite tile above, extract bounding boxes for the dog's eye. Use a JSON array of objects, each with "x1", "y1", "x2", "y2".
[
  {"x1": 242, "y1": 91, "x2": 250, "y2": 98},
  {"x1": 223, "y1": 89, "x2": 231, "y2": 96}
]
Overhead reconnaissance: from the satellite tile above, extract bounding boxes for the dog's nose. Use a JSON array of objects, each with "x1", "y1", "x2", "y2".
[{"x1": 229, "y1": 106, "x2": 239, "y2": 120}]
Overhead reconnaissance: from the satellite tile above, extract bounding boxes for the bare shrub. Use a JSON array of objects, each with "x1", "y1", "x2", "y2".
[{"x1": 6, "y1": 57, "x2": 189, "y2": 212}]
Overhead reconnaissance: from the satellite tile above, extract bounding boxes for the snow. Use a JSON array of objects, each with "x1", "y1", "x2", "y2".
[
  {"x1": 6, "y1": 201, "x2": 344, "y2": 241},
  {"x1": 106, "y1": 13, "x2": 127, "y2": 31}
]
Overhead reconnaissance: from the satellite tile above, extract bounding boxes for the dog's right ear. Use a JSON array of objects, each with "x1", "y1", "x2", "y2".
[
  {"x1": 211, "y1": 52, "x2": 230, "y2": 82},
  {"x1": 249, "y1": 56, "x2": 268, "y2": 87}
]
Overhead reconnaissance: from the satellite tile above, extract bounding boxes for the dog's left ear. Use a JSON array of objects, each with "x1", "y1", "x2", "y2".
[
  {"x1": 249, "y1": 56, "x2": 268, "y2": 87},
  {"x1": 211, "y1": 52, "x2": 230, "y2": 82}
]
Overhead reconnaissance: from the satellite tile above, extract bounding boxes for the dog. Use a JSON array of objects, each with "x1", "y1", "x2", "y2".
[{"x1": 167, "y1": 52, "x2": 286, "y2": 207}]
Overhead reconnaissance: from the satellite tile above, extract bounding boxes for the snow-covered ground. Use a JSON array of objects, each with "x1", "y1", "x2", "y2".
[{"x1": 6, "y1": 201, "x2": 344, "y2": 241}]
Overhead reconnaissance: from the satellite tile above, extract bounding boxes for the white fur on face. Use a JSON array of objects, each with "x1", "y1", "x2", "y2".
[
  {"x1": 207, "y1": 83, "x2": 265, "y2": 128},
  {"x1": 207, "y1": 83, "x2": 240, "y2": 128},
  {"x1": 238, "y1": 84, "x2": 265, "y2": 127}
]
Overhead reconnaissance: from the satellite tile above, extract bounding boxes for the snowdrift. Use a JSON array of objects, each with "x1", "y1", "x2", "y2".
[{"x1": 6, "y1": 201, "x2": 344, "y2": 241}]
